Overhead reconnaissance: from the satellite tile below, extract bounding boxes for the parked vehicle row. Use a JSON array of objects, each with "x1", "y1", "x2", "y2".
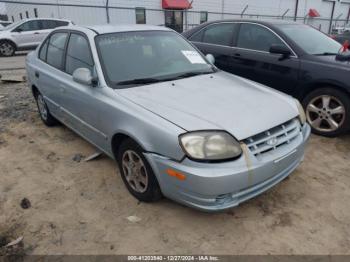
[
  {"x1": 26, "y1": 24, "x2": 310, "y2": 211},
  {"x1": 0, "y1": 18, "x2": 72, "y2": 57},
  {"x1": 183, "y1": 20, "x2": 350, "y2": 137},
  {"x1": 333, "y1": 30, "x2": 350, "y2": 45}
]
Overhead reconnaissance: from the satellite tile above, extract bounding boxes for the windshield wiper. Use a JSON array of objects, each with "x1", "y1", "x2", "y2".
[
  {"x1": 116, "y1": 78, "x2": 161, "y2": 86},
  {"x1": 314, "y1": 52, "x2": 338, "y2": 56},
  {"x1": 168, "y1": 71, "x2": 213, "y2": 80},
  {"x1": 116, "y1": 71, "x2": 214, "y2": 86}
]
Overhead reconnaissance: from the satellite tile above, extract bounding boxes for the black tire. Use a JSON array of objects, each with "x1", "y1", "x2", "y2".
[
  {"x1": 302, "y1": 87, "x2": 350, "y2": 137},
  {"x1": 34, "y1": 91, "x2": 59, "y2": 127},
  {"x1": 0, "y1": 40, "x2": 16, "y2": 57},
  {"x1": 117, "y1": 139, "x2": 162, "y2": 202}
]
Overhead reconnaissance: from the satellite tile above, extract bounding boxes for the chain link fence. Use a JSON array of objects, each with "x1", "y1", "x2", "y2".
[{"x1": 0, "y1": 0, "x2": 349, "y2": 34}]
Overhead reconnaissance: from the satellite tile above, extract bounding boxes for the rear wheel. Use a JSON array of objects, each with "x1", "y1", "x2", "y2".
[
  {"x1": 302, "y1": 88, "x2": 349, "y2": 137},
  {"x1": 117, "y1": 139, "x2": 162, "y2": 202},
  {"x1": 0, "y1": 41, "x2": 16, "y2": 57},
  {"x1": 34, "y1": 91, "x2": 58, "y2": 126}
]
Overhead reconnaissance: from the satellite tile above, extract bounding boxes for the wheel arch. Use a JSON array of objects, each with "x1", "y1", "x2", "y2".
[
  {"x1": 298, "y1": 81, "x2": 350, "y2": 102},
  {"x1": 0, "y1": 38, "x2": 18, "y2": 49},
  {"x1": 31, "y1": 84, "x2": 39, "y2": 98},
  {"x1": 111, "y1": 132, "x2": 147, "y2": 160}
]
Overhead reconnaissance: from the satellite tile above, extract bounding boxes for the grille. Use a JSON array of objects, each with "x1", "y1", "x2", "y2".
[{"x1": 244, "y1": 118, "x2": 300, "y2": 156}]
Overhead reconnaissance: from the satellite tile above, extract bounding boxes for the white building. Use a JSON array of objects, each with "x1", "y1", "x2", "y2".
[{"x1": 4, "y1": 0, "x2": 350, "y2": 33}]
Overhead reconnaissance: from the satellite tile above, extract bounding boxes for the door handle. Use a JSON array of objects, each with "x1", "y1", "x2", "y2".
[
  {"x1": 35, "y1": 71, "x2": 39, "y2": 78},
  {"x1": 234, "y1": 53, "x2": 241, "y2": 57},
  {"x1": 34, "y1": 32, "x2": 40, "y2": 34}
]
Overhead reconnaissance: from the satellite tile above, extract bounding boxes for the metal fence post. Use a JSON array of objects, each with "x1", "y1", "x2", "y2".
[
  {"x1": 106, "y1": 0, "x2": 110, "y2": 24},
  {"x1": 294, "y1": 0, "x2": 299, "y2": 21},
  {"x1": 241, "y1": 5, "x2": 248, "y2": 18}
]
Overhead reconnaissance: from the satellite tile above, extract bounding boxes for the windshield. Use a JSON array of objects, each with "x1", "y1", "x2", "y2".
[
  {"x1": 95, "y1": 31, "x2": 214, "y2": 87},
  {"x1": 278, "y1": 24, "x2": 342, "y2": 55}
]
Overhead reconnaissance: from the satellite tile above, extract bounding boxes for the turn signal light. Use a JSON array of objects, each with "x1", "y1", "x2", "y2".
[{"x1": 166, "y1": 169, "x2": 186, "y2": 181}]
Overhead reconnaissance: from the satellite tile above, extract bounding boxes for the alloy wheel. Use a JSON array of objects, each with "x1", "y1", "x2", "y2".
[
  {"x1": 122, "y1": 150, "x2": 149, "y2": 193},
  {"x1": 37, "y1": 94, "x2": 48, "y2": 121},
  {"x1": 306, "y1": 95, "x2": 346, "y2": 133},
  {"x1": 0, "y1": 42, "x2": 14, "y2": 56}
]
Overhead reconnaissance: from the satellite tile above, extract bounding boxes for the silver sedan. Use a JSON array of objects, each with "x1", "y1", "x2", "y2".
[{"x1": 26, "y1": 25, "x2": 310, "y2": 211}]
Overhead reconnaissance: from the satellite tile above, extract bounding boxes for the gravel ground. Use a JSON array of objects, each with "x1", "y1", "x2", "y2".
[{"x1": 0, "y1": 73, "x2": 350, "y2": 255}]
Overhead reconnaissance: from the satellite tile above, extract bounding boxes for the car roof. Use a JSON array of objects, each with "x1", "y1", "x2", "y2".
[
  {"x1": 84, "y1": 24, "x2": 172, "y2": 34},
  {"x1": 18, "y1": 18, "x2": 72, "y2": 23},
  {"x1": 203, "y1": 19, "x2": 300, "y2": 26}
]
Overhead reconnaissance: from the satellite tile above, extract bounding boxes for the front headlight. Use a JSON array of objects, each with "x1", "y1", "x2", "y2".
[
  {"x1": 296, "y1": 100, "x2": 306, "y2": 125},
  {"x1": 179, "y1": 131, "x2": 242, "y2": 161}
]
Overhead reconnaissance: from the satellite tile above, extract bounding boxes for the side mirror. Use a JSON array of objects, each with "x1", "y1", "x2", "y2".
[
  {"x1": 14, "y1": 28, "x2": 23, "y2": 33},
  {"x1": 72, "y1": 68, "x2": 97, "y2": 86},
  {"x1": 206, "y1": 54, "x2": 215, "y2": 64},
  {"x1": 269, "y1": 45, "x2": 292, "y2": 58}
]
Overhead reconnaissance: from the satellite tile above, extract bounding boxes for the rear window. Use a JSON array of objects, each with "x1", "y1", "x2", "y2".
[
  {"x1": 42, "y1": 20, "x2": 69, "y2": 29},
  {"x1": 46, "y1": 32, "x2": 68, "y2": 69},
  {"x1": 56, "y1": 21, "x2": 69, "y2": 27}
]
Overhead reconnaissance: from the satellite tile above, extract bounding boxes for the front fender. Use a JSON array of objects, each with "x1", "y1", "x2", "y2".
[{"x1": 103, "y1": 89, "x2": 186, "y2": 161}]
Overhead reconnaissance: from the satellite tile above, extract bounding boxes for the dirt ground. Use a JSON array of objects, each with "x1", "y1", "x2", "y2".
[{"x1": 0, "y1": 66, "x2": 350, "y2": 255}]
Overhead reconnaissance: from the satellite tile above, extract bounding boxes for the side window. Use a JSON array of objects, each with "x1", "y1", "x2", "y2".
[
  {"x1": 189, "y1": 30, "x2": 203, "y2": 42},
  {"x1": 237, "y1": 24, "x2": 286, "y2": 52},
  {"x1": 46, "y1": 32, "x2": 68, "y2": 69},
  {"x1": 41, "y1": 20, "x2": 57, "y2": 29},
  {"x1": 15, "y1": 20, "x2": 41, "y2": 32},
  {"x1": 39, "y1": 37, "x2": 49, "y2": 61},
  {"x1": 65, "y1": 33, "x2": 94, "y2": 75},
  {"x1": 202, "y1": 23, "x2": 237, "y2": 46},
  {"x1": 56, "y1": 21, "x2": 69, "y2": 27}
]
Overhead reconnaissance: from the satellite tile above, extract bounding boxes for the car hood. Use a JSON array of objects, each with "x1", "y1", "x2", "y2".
[
  {"x1": 0, "y1": 30, "x2": 10, "y2": 36},
  {"x1": 118, "y1": 71, "x2": 299, "y2": 140},
  {"x1": 311, "y1": 54, "x2": 350, "y2": 68}
]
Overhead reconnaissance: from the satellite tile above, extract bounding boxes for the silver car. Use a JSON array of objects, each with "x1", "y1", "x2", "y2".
[
  {"x1": 26, "y1": 25, "x2": 310, "y2": 211},
  {"x1": 0, "y1": 18, "x2": 72, "y2": 56}
]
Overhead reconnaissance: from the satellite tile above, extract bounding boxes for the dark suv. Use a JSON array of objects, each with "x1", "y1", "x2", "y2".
[{"x1": 183, "y1": 20, "x2": 350, "y2": 137}]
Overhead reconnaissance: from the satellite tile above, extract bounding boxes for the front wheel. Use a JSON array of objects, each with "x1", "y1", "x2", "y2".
[
  {"x1": 302, "y1": 88, "x2": 350, "y2": 137},
  {"x1": 117, "y1": 139, "x2": 162, "y2": 202}
]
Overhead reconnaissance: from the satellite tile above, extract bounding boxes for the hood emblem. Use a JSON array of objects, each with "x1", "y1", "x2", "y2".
[{"x1": 266, "y1": 137, "x2": 278, "y2": 146}]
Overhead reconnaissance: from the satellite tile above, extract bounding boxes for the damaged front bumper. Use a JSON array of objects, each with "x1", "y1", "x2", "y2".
[{"x1": 145, "y1": 123, "x2": 311, "y2": 212}]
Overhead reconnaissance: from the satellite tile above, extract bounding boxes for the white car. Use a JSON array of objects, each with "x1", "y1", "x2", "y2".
[{"x1": 0, "y1": 18, "x2": 72, "y2": 56}]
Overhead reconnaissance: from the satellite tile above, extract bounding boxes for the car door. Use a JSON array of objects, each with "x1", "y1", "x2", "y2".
[
  {"x1": 232, "y1": 23, "x2": 300, "y2": 95},
  {"x1": 36, "y1": 32, "x2": 69, "y2": 118},
  {"x1": 189, "y1": 22, "x2": 239, "y2": 73},
  {"x1": 11, "y1": 20, "x2": 43, "y2": 48},
  {"x1": 58, "y1": 32, "x2": 108, "y2": 151}
]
